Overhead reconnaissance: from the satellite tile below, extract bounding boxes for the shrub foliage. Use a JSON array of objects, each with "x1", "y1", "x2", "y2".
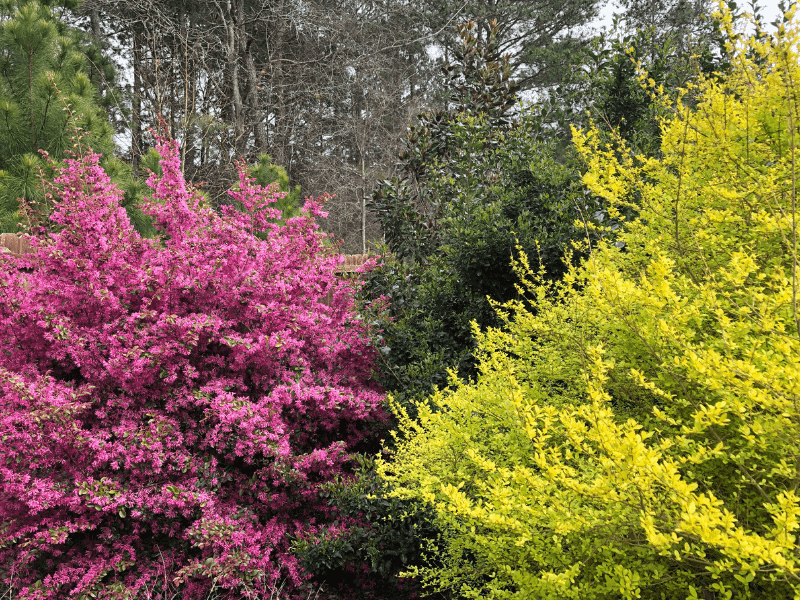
[
  {"x1": 0, "y1": 136, "x2": 385, "y2": 599},
  {"x1": 379, "y1": 7, "x2": 800, "y2": 599}
]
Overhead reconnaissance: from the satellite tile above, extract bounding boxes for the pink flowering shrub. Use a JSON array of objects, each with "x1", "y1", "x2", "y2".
[{"x1": 0, "y1": 137, "x2": 386, "y2": 599}]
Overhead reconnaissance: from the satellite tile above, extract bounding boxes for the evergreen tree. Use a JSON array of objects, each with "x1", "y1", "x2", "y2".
[
  {"x1": 555, "y1": 0, "x2": 729, "y2": 155},
  {"x1": 247, "y1": 153, "x2": 301, "y2": 223},
  {"x1": 0, "y1": 0, "x2": 145, "y2": 232},
  {"x1": 418, "y1": 0, "x2": 601, "y2": 93}
]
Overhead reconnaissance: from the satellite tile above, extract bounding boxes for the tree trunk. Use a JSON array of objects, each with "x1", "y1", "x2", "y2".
[
  {"x1": 89, "y1": 8, "x2": 102, "y2": 44},
  {"x1": 272, "y1": 0, "x2": 287, "y2": 167},
  {"x1": 221, "y1": 0, "x2": 245, "y2": 157},
  {"x1": 132, "y1": 30, "x2": 142, "y2": 173},
  {"x1": 244, "y1": 42, "x2": 268, "y2": 154}
]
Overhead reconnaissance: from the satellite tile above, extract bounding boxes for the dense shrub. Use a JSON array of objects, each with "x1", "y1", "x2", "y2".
[
  {"x1": 379, "y1": 8, "x2": 800, "y2": 599},
  {"x1": 291, "y1": 456, "x2": 437, "y2": 599},
  {"x1": 0, "y1": 136, "x2": 386, "y2": 599}
]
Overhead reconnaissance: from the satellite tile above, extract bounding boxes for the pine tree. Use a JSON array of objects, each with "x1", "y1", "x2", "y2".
[
  {"x1": 247, "y1": 153, "x2": 301, "y2": 222},
  {"x1": 0, "y1": 0, "x2": 146, "y2": 233}
]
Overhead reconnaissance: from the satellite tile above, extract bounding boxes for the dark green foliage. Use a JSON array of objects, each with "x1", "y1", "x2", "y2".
[
  {"x1": 442, "y1": 126, "x2": 585, "y2": 294},
  {"x1": 580, "y1": 32, "x2": 668, "y2": 155},
  {"x1": 562, "y1": 0, "x2": 734, "y2": 156},
  {"x1": 362, "y1": 256, "x2": 476, "y2": 409},
  {"x1": 366, "y1": 141, "x2": 586, "y2": 410},
  {"x1": 292, "y1": 456, "x2": 438, "y2": 599}
]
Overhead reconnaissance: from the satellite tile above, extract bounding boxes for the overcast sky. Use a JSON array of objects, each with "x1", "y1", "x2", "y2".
[
  {"x1": 594, "y1": 0, "x2": 793, "y2": 32},
  {"x1": 749, "y1": 0, "x2": 795, "y2": 24}
]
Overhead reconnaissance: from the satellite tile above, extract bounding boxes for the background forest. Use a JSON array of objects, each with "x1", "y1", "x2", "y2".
[{"x1": 0, "y1": 0, "x2": 729, "y2": 249}]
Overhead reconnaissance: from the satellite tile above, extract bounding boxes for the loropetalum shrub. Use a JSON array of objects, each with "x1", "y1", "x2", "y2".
[{"x1": 0, "y1": 136, "x2": 386, "y2": 599}]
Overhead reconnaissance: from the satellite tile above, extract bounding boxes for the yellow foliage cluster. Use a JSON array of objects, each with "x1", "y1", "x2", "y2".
[{"x1": 378, "y1": 6, "x2": 800, "y2": 599}]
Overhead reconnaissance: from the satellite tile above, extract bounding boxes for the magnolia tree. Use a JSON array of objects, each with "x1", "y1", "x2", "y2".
[{"x1": 0, "y1": 136, "x2": 386, "y2": 599}]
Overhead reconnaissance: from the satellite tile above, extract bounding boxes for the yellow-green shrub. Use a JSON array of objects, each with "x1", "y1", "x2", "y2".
[{"x1": 377, "y1": 6, "x2": 800, "y2": 599}]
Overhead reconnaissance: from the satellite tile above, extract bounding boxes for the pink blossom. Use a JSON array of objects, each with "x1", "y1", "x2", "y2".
[{"x1": 0, "y1": 137, "x2": 387, "y2": 599}]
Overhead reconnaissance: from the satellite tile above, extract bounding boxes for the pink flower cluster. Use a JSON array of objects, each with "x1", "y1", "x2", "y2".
[{"x1": 0, "y1": 137, "x2": 386, "y2": 599}]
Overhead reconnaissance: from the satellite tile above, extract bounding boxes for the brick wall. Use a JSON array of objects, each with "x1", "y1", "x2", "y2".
[{"x1": 335, "y1": 253, "x2": 373, "y2": 274}]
